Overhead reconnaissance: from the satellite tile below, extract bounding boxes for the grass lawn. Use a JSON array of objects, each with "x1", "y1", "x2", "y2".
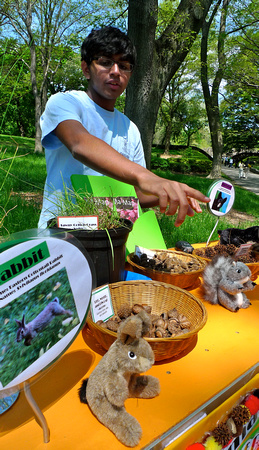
[{"x1": 1, "y1": 135, "x2": 258, "y2": 245}]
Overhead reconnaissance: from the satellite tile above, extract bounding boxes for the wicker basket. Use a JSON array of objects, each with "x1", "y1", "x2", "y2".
[
  {"x1": 126, "y1": 250, "x2": 207, "y2": 290},
  {"x1": 87, "y1": 280, "x2": 207, "y2": 362},
  {"x1": 193, "y1": 245, "x2": 259, "y2": 281}
]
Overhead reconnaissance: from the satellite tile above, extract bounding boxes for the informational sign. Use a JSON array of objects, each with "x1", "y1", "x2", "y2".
[
  {"x1": 90, "y1": 284, "x2": 114, "y2": 323},
  {"x1": 0, "y1": 230, "x2": 93, "y2": 393},
  {"x1": 57, "y1": 215, "x2": 99, "y2": 230},
  {"x1": 135, "y1": 245, "x2": 155, "y2": 259},
  {"x1": 207, "y1": 180, "x2": 235, "y2": 217}
]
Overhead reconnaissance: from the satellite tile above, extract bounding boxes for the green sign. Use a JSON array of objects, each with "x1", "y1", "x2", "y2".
[{"x1": 0, "y1": 242, "x2": 49, "y2": 286}]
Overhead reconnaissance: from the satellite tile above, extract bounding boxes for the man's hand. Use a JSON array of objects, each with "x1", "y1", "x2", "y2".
[{"x1": 136, "y1": 175, "x2": 210, "y2": 227}]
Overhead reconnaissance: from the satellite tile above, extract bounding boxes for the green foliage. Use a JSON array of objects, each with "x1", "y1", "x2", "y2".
[
  {"x1": 150, "y1": 147, "x2": 212, "y2": 174},
  {"x1": 0, "y1": 136, "x2": 46, "y2": 234},
  {"x1": 0, "y1": 39, "x2": 35, "y2": 137},
  {"x1": 222, "y1": 89, "x2": 259, "y2": 152}
]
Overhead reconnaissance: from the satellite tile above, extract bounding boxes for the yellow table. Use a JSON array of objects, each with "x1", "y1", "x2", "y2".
[{"x1": 1, "y1": 261, "x2": 258, "y2": 449}]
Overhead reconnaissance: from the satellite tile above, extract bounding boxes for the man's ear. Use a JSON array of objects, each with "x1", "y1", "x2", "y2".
[{"x1": 81, "y1": 60, "x2": 90, "y2": 80}]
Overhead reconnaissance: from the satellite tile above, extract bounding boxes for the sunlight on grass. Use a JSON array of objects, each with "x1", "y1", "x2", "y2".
[{"x1": 1, "y1": 136, "x2": 258, "y2": 240}]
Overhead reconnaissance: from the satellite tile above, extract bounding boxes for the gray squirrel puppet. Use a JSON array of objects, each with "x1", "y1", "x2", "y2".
[
  {"x1": 79, "y1": 309, "x2": 160, "y2": 447},
  {"x1": 202, "y1": 255, "x2": 256, "y2": 312}
]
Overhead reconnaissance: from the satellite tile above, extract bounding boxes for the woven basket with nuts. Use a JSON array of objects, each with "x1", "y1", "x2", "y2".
[
  {"x1": 87, "y1": 280, "x2": 207, "y2": 362},
  {"x1": 126, "y1": 250, "x2": 207, "y2": 290}
]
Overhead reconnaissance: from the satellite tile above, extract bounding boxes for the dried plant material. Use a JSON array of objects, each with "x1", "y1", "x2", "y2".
[
  {"x1": 131, "y1": 251, "x2": 203, "y2": 274},
  {"x1": 117, "y1": 304, "x2": 132, "y2": 319},
  {"x1": 195, "y1": 243, "x2": 257, "y2": 263},
  {"x1": 96, "y1": 303, "x2": 192, "y2": 339}
]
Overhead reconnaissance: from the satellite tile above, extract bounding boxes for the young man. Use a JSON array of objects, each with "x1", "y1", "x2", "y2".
[{"x1": 38, "y1": 26, "x2": 209, "y2": 228}]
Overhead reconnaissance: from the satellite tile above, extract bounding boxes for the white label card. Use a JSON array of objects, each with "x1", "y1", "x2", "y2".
[
  {"x1": 91, "y1": 285, "x2": 114, "y2": 323},
  {"x1": 135, "y1": 246, "x2": 155, "y2": 259},
  {"x1": 234, "y1": 243, "x2": 253, "y2": 258},
  {"x1": 57, "y1": 216, "x2": 99, "y2": 230}
]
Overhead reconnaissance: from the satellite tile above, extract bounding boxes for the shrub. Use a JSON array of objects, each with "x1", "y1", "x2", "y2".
[{"x1": 151, "y1": 154, "x2": 211, "y2": 174}]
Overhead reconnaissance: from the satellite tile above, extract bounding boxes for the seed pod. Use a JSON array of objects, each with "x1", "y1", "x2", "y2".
[
  {"x1": 161, "y1": 312, "x2": 168, "y2": 320},
  {"x1": 132, "y1": 304, "x2": 143, "y2": 314},
  {"x1": 168, "y1": 308, "x2": 179, "y2": 319},
  {"x1": 117, "y1": 303, "x2": 132, "y2": 319},
  {"x1": 168, "y1": 322, "x2": 180, "y2": 335},
  {"x1": 154, "y1": 318, "x2": 165, "y2": 329},
  {"x1": 151, "y1": 314, "x2": 160, "y2": 323},
  {"x1": 142, "y1": 304, "x2": 152, "y2": 314},
  {"x1": 178, "y1": 314, "x2": 191, "y2": 329},
  {"x1": 155, "y1": 327, "x2": 166, "y2": 338},
  {"x1": 106, "y1": 319, "x2": 120, "y2": 332}
]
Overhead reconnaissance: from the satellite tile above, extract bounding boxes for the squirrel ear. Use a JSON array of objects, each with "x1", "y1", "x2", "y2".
[
  {"x1": 232, "y1": 261, "x2": 237, "y2": 266},
  {"x1": 117, "y1": 310, "x2": 151, "y2": 345},
  {"x1": 118, "y1": 316, "x2": 143, "y2": 345}
]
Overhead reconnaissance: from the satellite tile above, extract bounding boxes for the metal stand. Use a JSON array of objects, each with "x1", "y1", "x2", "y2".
[
  {"x1": 206, "y1": 217, "x2": 219, "y2": 247},
  {"x1": 24, "y1": 381, "x2": 50, "y2": 443}
]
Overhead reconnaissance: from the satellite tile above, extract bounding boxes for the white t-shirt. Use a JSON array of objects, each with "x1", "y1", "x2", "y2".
[{"x1": 38, "y1": 90, "x2": 146, "y2": 228}]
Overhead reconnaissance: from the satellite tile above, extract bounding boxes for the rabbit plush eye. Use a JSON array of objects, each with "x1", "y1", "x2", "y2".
[{"x1": 128, "y1": 351, "x2": 137, "y2": 359}]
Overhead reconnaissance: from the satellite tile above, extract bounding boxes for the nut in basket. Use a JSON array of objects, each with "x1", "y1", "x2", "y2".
[
  {"x1": 87, "y1": 280, "x2": 208, "y2": 362},
  {"x1": 126, "y1": 249, "x2": 207, "y2": 290}
]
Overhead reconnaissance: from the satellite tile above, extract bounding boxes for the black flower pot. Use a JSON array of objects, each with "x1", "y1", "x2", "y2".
[{"x1": 48, "y1": 219, "x2": 133, "y2": 287}]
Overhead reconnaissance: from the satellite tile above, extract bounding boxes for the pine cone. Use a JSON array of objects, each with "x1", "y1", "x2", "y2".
[
  {"x1": 117, "y1": 303, "x2": 132, "y2": 319},
  {"x1": 106, "y1": 319, "x2": 120, "y2": 332},
  {"x1": 178, "y1": 313, "x2": 192, "y2": 329},
  {"x1": 212, "y1": 422, "x2": 232, "y2": 446},
  {"x1": 230, "y1": 405, "x2": 251, "y2": 426}
]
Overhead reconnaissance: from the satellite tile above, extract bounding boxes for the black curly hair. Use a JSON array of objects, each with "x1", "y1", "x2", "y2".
[{"x1": 81, "y1": 26, "x2": 136, "y2": 67}]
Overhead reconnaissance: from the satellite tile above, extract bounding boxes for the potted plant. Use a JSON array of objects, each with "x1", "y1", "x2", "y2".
[{"x1": 47, "y1": 188, "x2": 133, "y2": 287}]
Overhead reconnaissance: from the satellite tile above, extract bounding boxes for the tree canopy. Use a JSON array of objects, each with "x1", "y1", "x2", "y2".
[{"x1": 0, "y1": 0, "x2": 258, "y2": 173}]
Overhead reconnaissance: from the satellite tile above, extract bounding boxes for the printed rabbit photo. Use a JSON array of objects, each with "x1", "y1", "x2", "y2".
[
  {"x1": 15, "y1": 297, "x2": 73, "y2": 346},
  {"x1": 211, "y1": 191, "x2": 228, "y2": 212}
]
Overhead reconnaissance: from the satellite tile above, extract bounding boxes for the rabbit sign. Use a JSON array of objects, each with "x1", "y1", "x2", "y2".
[
  {"x1": 206, "y1": 180, "x2": 235, "y2": 217},
  {"x1": 0, "y1": 229, "x2": 94, "y2": 394}
]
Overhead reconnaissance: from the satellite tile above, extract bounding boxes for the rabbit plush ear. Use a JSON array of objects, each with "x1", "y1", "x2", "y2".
[{"x1": 117, "y1": 310, "x2": 151, "y2": 345}]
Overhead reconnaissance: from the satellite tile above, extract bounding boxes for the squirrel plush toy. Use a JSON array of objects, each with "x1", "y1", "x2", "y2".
[
  {"x1": 79, "y1": 309, "x2": 160, "y2": 447},
  {"x1": 202, "y1": 255, "x2": 256, "y2": 312}
]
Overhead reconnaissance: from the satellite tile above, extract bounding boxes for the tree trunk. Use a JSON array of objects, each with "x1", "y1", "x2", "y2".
[
  {"x1": 201, "y1": 0, "x2": 230, "y2": 178},
  {"x1": 164, "y1": 122, "x2": 172, "y2": 154},
  {"x1": 126, "y1": 0, "x2": 214, "y2": 169},
  {"x1": 26, "y1": 0, "x2": 43, "y2": 153}
]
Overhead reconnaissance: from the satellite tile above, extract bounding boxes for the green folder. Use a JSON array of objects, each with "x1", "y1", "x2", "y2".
[{"x1": 70, "y1": 174, "x2": 166, "y2": 255}]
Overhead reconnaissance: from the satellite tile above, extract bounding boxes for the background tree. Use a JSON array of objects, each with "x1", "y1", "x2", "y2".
[
  {"x1": 200, "y1": 0, "x2": 230, "y2": 178},
  {"x1": 200, "y1": 0, "x2": 259, "y2": 176},
  {"x1": 155, "y1": 62, "x2": 207, "y2": 151},
  {"x1": 0, "y1": 0, "x2": 127, "y2": 152},
  {"x1": 125, "y1": 0, "x2": 214, "y2": 168},
  {"x1": 221, "y1": 0, "x2": 259, "y2": 155},
  {"x1": 222, "y1": 89, "x2": 259, "y2": 153}
]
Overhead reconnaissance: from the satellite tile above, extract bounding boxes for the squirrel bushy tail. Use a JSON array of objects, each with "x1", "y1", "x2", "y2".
[{"x1": 78, "y1": 379, "x2": 89, "y2": 404}]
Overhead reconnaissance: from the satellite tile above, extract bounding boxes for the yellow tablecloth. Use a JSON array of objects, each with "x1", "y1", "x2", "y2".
[{"x1": 1, "y1": 255, "x2": 258, "y2": 450}]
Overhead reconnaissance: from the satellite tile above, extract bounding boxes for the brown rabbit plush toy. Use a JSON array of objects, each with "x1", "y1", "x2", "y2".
[{"x1": 79, "y1": 309, "x2": 160, "y2": 447}]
